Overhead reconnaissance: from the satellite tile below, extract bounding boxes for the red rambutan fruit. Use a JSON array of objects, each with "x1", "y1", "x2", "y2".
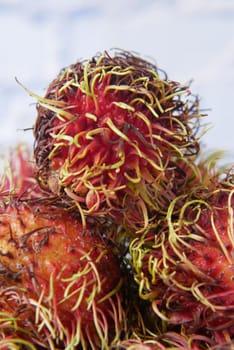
[
  {"x1": 31, "y1": 50, "x2": 202, "y2": 230},
  {"x1": 0, "y1": 146, "x2": 126, "y2": 349},
  {"x1": 130, "y1": 173, "x2": 234, "y2": 345},
  {"x1": 0, "y1": 200, "x2": 126, "y2": 349}
]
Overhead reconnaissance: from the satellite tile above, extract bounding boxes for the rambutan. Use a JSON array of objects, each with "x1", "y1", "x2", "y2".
[
  {"x1": 0, "y1": 146, "x2": 126, "y2": 349},
  {"x1": 0, "y1": 200, "x2": 126, "y2": 349},
  {"x1": 130, "y1": 173, "x2": 234, "y2": 345},
  {"x1": 32, "y1": 50, "x2": 202, "y2": 230}
]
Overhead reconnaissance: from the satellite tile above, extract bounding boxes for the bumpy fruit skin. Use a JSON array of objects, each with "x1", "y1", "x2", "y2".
[
  {"x1": 130, "y1": 179, "x2": 234, "y2": 344},
  {"x1": 33, "y1": 50, "x2": 201, "y2": 230},
  {"x1": 0, "y1": 199, "x2": 125, "y2": 349}
]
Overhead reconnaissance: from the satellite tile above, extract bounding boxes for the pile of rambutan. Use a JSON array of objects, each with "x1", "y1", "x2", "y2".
[{"x1": 0, "y1": 50, "x2": 233, "y2": 349}]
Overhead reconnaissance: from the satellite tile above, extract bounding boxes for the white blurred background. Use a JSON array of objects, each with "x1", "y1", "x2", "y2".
[{"x1": 0, "y1": 0, "x2": 234, "y2": 164}]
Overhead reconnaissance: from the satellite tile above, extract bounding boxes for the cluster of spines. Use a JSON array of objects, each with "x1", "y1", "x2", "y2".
[
  {"x1": 128, "y1": 166, "x2": 234, "y2": 345},
  {"x1": 0, "y1": 242, "x2": 126, "y2": 349},
  {"x1": 33, "y1": 50, "x2": 203, "y2": 232},
  {"x1": 0, "y1": 146, "x2": 128, "y2": 350}
]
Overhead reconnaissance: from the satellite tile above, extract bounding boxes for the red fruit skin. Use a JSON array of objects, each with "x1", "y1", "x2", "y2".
[
  {"x1": 0, "y1": 201, "x2": 125, "y2": 348},
  {"x1": 131, "y1": 186, "x2": 234, "y2": 343}
]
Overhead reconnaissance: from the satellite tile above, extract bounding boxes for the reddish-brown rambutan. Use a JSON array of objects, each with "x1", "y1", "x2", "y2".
[
  {"x1": 130, "y1": 173, "x2": 234, "y2": 345},
  {"x1": 0, "y1": 200, "x2": 126, "y2": 349},
  {"x1": 32, "y1": 50, "x2": 202, "y2": 230},
  {"x1": 0, "y1": 146, "x2": 126, "y2": 349}
]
